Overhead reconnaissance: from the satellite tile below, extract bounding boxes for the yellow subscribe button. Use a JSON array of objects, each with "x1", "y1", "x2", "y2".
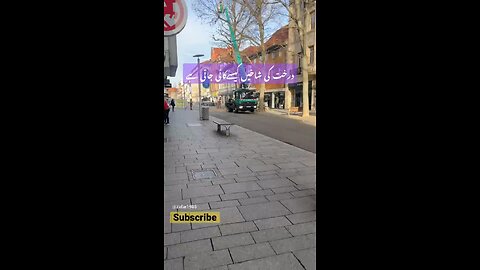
[{"x1": 170, "y1": 212, "x2": 221, "y2": 223}]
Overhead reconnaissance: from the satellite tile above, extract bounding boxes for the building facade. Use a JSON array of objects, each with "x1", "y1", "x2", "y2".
[
  {"x1": 241, "y1": 26, "x2": 289, "y2": 109},
  {"x1": 287, "y1": 1, "x2": 316, "y2": 111}
]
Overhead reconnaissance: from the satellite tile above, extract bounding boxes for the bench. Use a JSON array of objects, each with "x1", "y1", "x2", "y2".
[{"x1": 213, "y1": 120, "x2": 234, "y2": 136}]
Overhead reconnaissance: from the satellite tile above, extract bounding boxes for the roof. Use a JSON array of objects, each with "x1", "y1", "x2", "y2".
[
  {"x1": 265, "y1": 26, "x2": 289, "y2": 49},
  {"x1": 210, "y1": 47, "x2": 235, "y2": 63},
  {"x1": 240, "y1": 25, "x2": 289, "y2": 59}
]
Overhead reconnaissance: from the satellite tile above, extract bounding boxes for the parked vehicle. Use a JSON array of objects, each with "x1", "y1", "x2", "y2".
[{"x1": 225, "y1": 89, "x2": 258, "y2": 113}]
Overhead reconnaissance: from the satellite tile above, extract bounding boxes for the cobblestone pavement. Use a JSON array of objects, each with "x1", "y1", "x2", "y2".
[{"x1": 164, "y1": 109, "x2": 316, "y2": 270}]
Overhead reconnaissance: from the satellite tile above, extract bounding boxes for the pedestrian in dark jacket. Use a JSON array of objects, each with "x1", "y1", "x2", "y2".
[
  {"x1": 170, "y1": 99, "x2": 175, "y2": 112},
  {"x1": 190, "y1": 99, "x2": 193, "y2": 110},
  {"x1": 164, "y1": 99, "x2": 170, "y2": 125}
]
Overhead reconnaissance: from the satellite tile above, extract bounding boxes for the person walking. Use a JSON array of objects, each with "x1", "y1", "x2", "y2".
[
  {"x1": 170, "y1": 98, "x2": 176, "y2": 112},
  {"x1": 164, "y1": 99, "x2": 170, "y2": 125},
  {"x1": 189, "y1": 99, "x2": 193, "y2": 110}
]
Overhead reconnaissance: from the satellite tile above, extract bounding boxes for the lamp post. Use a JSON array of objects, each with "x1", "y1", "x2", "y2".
[{"x1": 193, "y1": 54, "x2": 204, "y2": 120}]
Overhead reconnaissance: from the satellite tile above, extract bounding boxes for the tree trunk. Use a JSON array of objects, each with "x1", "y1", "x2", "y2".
[
  {"x1": 257, "y1": 20, "x2": 266, "y2": 112},
  {"x1": 301, "y1": 55, "x2": 309, "y2": 118},
  {"x1": 259, "y1": 84, "x2": 266, "y2": 111}
]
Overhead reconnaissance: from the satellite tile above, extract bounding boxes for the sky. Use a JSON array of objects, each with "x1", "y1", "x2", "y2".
[
  {"x1": 169, "y1": 1, "x2": 215, "y2": 87},
  {"x1": 168, "y1": 1, "x2": 289, "y2": 87}
]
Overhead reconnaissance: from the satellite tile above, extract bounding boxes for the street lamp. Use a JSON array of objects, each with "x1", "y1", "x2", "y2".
[{"x1": 193, "y1": 54, "x2": 205, "y2": 120}]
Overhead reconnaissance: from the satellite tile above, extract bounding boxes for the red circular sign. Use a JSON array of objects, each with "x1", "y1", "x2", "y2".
[{"x1": 164, "y1": 0, "x2": 188, "y2": 36}]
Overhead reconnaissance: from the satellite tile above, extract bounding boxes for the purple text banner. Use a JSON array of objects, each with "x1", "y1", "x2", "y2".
[{"x1": 182, "y1": 63, "x2": 298, "y2": 85}]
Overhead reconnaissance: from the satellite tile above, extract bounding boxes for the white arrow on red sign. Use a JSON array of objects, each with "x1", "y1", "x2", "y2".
[{"x1": 164, "y1": 0, "x2": 188, "y2": 36}]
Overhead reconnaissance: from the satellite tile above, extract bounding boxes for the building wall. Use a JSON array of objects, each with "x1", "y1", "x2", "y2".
[{"x1": 287, "y1": 1, "x2": 316, "y2": 110}]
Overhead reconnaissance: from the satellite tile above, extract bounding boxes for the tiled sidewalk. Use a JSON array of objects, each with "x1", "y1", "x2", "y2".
[{"x1": 164, "y1": 109, "x2": 316, "y2": 270}]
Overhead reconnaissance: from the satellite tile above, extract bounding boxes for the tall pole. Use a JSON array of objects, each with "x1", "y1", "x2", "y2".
[
  {"x1": 194, "y1": 54, "x2": 204, "y2": 120},
  {"x1": 197, "y1": 57, "x2": 201, "y2": 119}
]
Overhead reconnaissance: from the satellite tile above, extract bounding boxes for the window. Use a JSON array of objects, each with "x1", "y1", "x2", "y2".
[
  {"x1": 309, "y1": 46, "x2": 314, "y2": 65},
  {"x1": 310, "y1": 11, "x2": 315, "y2": 30}
]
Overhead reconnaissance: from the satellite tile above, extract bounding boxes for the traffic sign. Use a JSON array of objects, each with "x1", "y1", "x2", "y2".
[{"x1": 164, "y1": 0, "x2": 188, "y2": 36}]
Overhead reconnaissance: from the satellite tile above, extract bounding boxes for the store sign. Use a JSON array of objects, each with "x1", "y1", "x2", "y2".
[{"x1": 164, "y1": 0, "x2": 188, "y2": 36}]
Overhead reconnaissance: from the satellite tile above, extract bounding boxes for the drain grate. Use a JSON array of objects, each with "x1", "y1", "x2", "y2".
[{"x1": 191, "y1": 169, "x2": 217, "y2": 180}]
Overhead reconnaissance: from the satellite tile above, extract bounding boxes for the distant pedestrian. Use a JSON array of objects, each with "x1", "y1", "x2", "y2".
[
  {"x1": 164, "y1": 99, "x2": 170, "y2": 125},
  {"x1": 170, "y1": 99, "x2": 176, "y2": 112},
  {"x1": 190, "y1": 99, "x2": 193, "y2": 110}
]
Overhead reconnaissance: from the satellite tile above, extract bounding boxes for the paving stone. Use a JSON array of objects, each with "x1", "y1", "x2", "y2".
[
  {"x1": 191, "y1": 195, "x2": 221, "y2": 204},
  {"x1": 192, "y1": 203, "x2": 210, "y2": 210},
  {"x1": 280, "y1": 196, "x2": 316, "y2": 213},
  {"x1": 210, "y1": 200, "x2": 240, "y2": 209},
  {"x1": 192, "y1": 207, "x2": 245, "y2": 229},
  {"x1": 256, "y1": 170, "x2": 278, "y2": 176},
  {"x1": 238, "y1": 201, "x2": 291, "y2": 221},
  {"x1": 220, "y1": 192, "x2": 248, "y2": 201},
  {"x1": 183, "y1": 185, "x2": 224, "y2": 199},
  {"x1": 172, "y1": 222, "x2": 192, "y2": 233},
  {"x1": 184, "y1": 249, "x2": 232, "y2": 270},
  {"x1": 165, "y1": 172, "x2": 189, "y2": 181},
  {"x1": 217, "y1": 162, "x2": 239, "y2": 169},
  {"x1": 227, "y1": 253, "x2": 304, "y2": 270},
  {"x1": 164, "y1": 257, "x2": 183, "y2": 270},
  {"x1": 266, "y1": 192, "x2": 294, "y2": 201},
  {"x1": 212, "y1": 232, "x2": 255, "y2": 250},
  {"x1": 247, "y1": 164, "x2": 279, "y2": 172},
  {"x1": 273, "y1": 162, "x2": 307, "y2": 169},
  {"x1": 164, "y1": 184, "x2": 187, "y2": 191},
  {"x1": 204, "y1": 266, "x2": 228, "y2": 270},
  {"x1": 164, "y1": 232, "x2": 180, "y2": 246},
  {"x1": 291, "y1": 189, "x2": 316, "y2": 197},
  {"x1": 180, "y1": 226, "x2": 221, "y2": 243},
  {"x1": 219, "y1": 167, "x2": 252, "y2": 176},
  {"x1": 238, "y1": 196, "x2": 268, "y2": 205},
  {"x1": 164, "y1": 216, "x2": 172, "y2": 233},
  {"x1": 269, "y1": 233, "x2": 316, "y2": 254},
  {"x1": 211, "y1": 179, "x2": 236, "y2": 185},
  {"x1": 272, "y1": 186, "x2": 298, "y2": 194},
  {"x1": 220, "y1": 182, "x2": 262, "y2": 194},
  {"x1": 229, "y1": 242, "x2": 276, "y2": 263},
  {"x1": 165, "y1": 179, "x2": 189, "y2": 186},
  {"x1": 253, "y1": 216, "x2": 292, "y2": 230},
  {"x1": 286, "y1": 221, "x2": 316, "y2": 236},
  {"x1": 187, "y1": 181, "x2": 213, "y2": 188},
  {"x1": 293, "y1": 248, "x2": 316, "y2": 270},
  {"x1": 287, "y1": 174, "x2": 316, "y2": 189},
  {"x1": 164, "y1": 189, "x2": 183, "y2": 202},
  {"x1": 285, "y1": 211, "x2": 316, "y2": 224},
  {"x1": 167, "y1": 239, "x2": 212, "y2": 259},
  {"x1": 219, "y1": 221, "x2": 257, "y2": 236},
  {"x1": 245, "y1": 189, "x2": 274, "y2": 197},
  {"x1": 164, "y1": 199, "x2": 191, "y2": 213},
  {"x1": 234, "y1": 176, "x2": 258, "y2": 182},
  {"x1": 175, "y1": 167, "x2": 187, "y2": 173},
  {"x1": 250, "y1": 227, "x2": 292, "y2": 243},
  {"x1": 256, "y1": 178, "x2": 295, "y2": 189},
  {"x1": 294, "y1": 184, "x2": 313, "y2": 190},
  {"x1": 300, "y1": 160, "x2": 316, "y2": 167}
]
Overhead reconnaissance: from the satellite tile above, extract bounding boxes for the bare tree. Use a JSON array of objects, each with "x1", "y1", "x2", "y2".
[
  {"x1": 271, "y1": 0, "x2": 315, "y2": 117},
  {"x1": 234, "y1": 0, "x2": 284, "y2": 112},
  {"x1": 192, "y1": 0, "x2": 254, "y2": 51}
]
